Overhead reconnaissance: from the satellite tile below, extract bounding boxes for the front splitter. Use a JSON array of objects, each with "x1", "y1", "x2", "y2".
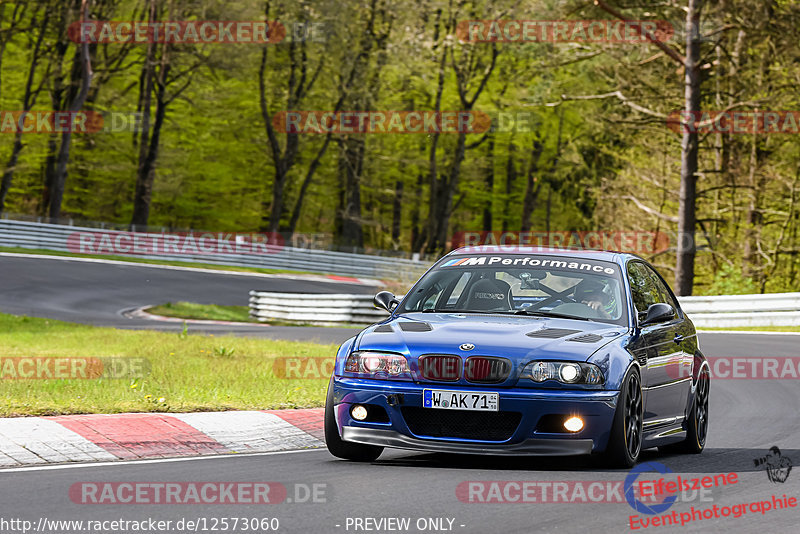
[{"x1": 341, "y1": 427, "x2": 594, "y2": 456}]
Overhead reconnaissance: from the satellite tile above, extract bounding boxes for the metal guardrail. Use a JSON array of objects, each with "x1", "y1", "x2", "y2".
[
  {"x1": 249, "y1": 291, "x2": 390, "y2": 326},
  {"x1": 3, "y1": 216, "x2": 796, "y2": 328},
  {"x1": 678, "y1": 293, "x2": 800, "y2": 328},
  {"x1": 0, "y1": 218, "x2": 430, "y2": 281},
  {"x1": 249, "y1": 291, "x2": 800, "y2": 328}
]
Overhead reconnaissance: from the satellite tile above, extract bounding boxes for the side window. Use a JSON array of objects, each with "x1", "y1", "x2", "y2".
[
  {"x1": 412, "y1": 272, "x2": 470, "y2": 311},
  {"x1": 627, "y1": 262, "x2": 660, "y2": 316},
  {"x1": 405, "y1": 274, "x2": 448, "y2": 311},
  {"x1": 643, "y1": 265, "x2": 679, "y2": 312},
  {"x1": 421, "y1": 290, "x2": 441, "y2": 311}
]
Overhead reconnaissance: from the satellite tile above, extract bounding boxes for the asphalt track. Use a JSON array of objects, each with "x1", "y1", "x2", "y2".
[
  {"x1": 0, "y1": 254, "x2": 366, "y2": 343},
  {"x1": 1, "y1": 253, "x2": 800, "y2": 533}
]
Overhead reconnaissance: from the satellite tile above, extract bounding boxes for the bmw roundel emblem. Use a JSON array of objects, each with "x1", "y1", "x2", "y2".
[{"x1": 460, "y1": 343, "x2": 475, "y2": 351}]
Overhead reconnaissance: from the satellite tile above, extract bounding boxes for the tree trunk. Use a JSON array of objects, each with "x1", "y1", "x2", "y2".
[
  {"x1": 482, "y1": 135, "x2": 494, "y2": 231},
  {"x1": 0, "y1": 2, "x2": 29, "y2": 114},
  {"x1": 130, "y1": 62, "x2": 168, "y2": 227},
  {"x1": 337, "y1": 137, "x2": 365, "y2": 249},
  {"x1": 521, "y1": 138, "x2": 544, "y2": 232},
  {"x1": 434, "y1": 131, "x2": 468, "y2": 248},
  {"x1": 130, "y1": 0, "x2": 157, "y2": 227},
  {"x1": 49, "y1": 0, "x2": 93, "y2": 219},
  {"x1": 41, "y1": 0, "x2": 74, "y2": 215},
  {"x1": 502, "y1": 140, "x2": 517, "y2": 233},
  {"x1": 391, "y1": 180, "x2": 403, "y2": 243},
  {"x1": 0, "y1": 5, "x2": 49, "y2": 215},
  {"x1": 410, "y1": 173, "x2": 423, "y2": 252},
  {"x1": 675, "y1": 0, "x2": 703, "y2": 296},
  {"x1": 286, "y1": 137, "x2": 333, "y2": 235}
]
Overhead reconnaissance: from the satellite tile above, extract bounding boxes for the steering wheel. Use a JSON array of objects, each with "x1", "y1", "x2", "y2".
[{"x1": 550, "y1": 302, "x2": 607, "y2": 319}]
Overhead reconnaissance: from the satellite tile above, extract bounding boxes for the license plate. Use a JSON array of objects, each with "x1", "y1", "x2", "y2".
[{"x1": 423, "y1": 389, "x2": 498, "y2": 411}]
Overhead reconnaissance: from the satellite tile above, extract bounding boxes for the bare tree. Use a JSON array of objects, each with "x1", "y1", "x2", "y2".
[
  {"x1": 48, "y1": 0, "x2": 94, "y2": 219},
  {"x1": 130, "y1": 0, "x2": 205, "y2": 227},
  {"x1": 594, "y1": 0, "x2": 704, "y2": 295},
  {"x1": 425, "y1": 3, "x2": 498, "y2": 252},
  {"x1": 0, "y1": 2, "x2": 50, "y2": 216}
]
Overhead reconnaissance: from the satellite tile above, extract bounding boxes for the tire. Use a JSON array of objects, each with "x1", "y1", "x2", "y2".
[
  {"x1": 603, "y1": 366, "x2": 643, "y2": 468},
  {"x1": 662, "y1": 367, "x2": 709, "y2": 454},
  {"x1": 324, "y1": 377, "x2": 384, "y2": 462}
]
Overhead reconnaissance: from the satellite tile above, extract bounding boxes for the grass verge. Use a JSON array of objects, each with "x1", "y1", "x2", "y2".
[
  {"x1": 144, "y1": 301, "x2": 364, "y2": 328},
  {"x1": 148, "y1": 302, "x2": 253, "y2": 323},
  {"x1": 0, "y1": 313, "x2": 333, "y2": 417}
]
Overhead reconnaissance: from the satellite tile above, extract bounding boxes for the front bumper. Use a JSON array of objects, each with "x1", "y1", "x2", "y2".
[
  {"x1": 342, "y1": 427, "x2": 594, "y2": 455},
  {"x1": 333, "y1": 377, "x2": 620, "y2": 455}
]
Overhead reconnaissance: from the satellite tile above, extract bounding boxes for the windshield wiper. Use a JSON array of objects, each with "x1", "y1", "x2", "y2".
[
  {"x1": 513, "y1": 309, "x2": 595, "y2": 322},
  {"x1": 421, "y1": 308, "x2": 507, "y2": 314}
]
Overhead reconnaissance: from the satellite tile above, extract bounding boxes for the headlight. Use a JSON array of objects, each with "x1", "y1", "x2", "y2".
[
  {"x1": 344, "y1": 351, "x2": 411, "y2": 380},
  {"x1": 559, "y1": 363, "x2": 580, "y2": 383},
  {"x1": 521, "y1": 361, "x2": 604, "y2": 385},
  {"x1": 529, "y1": 361, "x2": 555, "y2": 382}
]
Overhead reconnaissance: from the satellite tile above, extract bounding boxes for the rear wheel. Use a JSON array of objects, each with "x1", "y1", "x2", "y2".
[
  {"x1": 324, "y1": 378, "x2": 383, "y2": 462},
  {"x1": 603, "y1": 367, "x2": 643, "y2": 468},
  {"x1": 662, "y1": 367, "x2": 709, "y2": 454}
]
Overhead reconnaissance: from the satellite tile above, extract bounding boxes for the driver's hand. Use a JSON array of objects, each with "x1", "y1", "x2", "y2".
[
  {"x1": 582, "y1": 299, "x2": 611, "y2": 318},
  {"x1": 583, "y1": 300, "x2": 602, "y2": 311}
]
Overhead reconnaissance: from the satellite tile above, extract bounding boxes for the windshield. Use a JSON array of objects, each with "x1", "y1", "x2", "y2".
[{"x1": 397, "y1": 254, "x2": 628, "y2": 326}]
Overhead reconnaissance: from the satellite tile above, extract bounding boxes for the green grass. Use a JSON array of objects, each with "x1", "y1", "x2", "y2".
[
  {"x1": 145, "y1": 301, "x2": 362, "y2": 328},
  {"x1": 698, "y1": 326, "x2": 800, "y2": 333},
  {"x1": 0, "y1": 313, "x2": 334, "y2": 417},
  {"x1": 148, "y1": 301, "x2": 253, "y2": 323},
  {"x1": 0, "y1": 246, "x2": 321, "y2": 277}
]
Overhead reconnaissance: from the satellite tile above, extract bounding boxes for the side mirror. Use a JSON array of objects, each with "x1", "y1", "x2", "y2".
[
  {"x1": 374, "y1": 291, "x2": 399, "y2": 312},
  {"x1": 640, "y1": 303, "x2": 675, "y2": 326}
]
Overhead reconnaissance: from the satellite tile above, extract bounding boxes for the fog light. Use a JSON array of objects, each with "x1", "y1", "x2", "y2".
[
  {"x1": 564, "y1": 416, "x2": 584, "y2": 432},
  {"x1": 351, "y1": 405, "x2": 368, "y2": 421}
]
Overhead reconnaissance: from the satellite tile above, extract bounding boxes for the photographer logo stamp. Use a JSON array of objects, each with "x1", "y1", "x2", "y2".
[{"x1": 754, "y1": 446, "x2": 792, "y2": 483}]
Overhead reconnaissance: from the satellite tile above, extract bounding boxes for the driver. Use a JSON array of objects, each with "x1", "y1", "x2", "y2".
[{"x1": 573, "y1": 279, "x2": 616, "y2": 319}]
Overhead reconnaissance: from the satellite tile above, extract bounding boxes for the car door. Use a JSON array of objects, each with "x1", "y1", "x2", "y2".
[
  {"x1": 626, "y1": 261, "x2": 686, "y2": 424},
  {"x1": 643, "y1": 263, "x2": 694, "y2": 416}
]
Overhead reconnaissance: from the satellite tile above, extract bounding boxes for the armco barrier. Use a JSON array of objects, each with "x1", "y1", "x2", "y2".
[
  {"x1": 249, "y1": 291, "x2": 390, "y2": 326},
  {"x1": 678, "y1": 293, "x2": 800, "y2": 328},
  {"x1": 0, "y1": 218, "x2": 430, "y2": 281},
  {"x1": 249, "y1": 291, "x2": 800, "y2": 327},
  {"x1": 3, "y1": 216, "x2": 797, "y2": 328}
]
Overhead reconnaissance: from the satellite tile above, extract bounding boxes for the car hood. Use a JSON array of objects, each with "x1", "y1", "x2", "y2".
[{"x1": 355, "y1": 312, "x2": 628, "y2": 363}]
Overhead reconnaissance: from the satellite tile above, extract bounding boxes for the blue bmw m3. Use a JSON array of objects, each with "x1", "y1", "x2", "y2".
[{"x1": 324, "y1": 246, "x2": 710, "y2": 467}]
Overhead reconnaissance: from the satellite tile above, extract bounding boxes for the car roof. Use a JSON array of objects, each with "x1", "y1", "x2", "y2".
[{"x1": 446, "y1": 246, "x2": 638, "y2": 264}]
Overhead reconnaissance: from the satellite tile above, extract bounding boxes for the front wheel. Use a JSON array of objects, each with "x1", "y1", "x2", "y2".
[
  {"x1": 603, "y1": 367, "x2": 643, "y2": 468},
  {"x1": 324, "y1": 378, "x2": 383, "y2": 462}
]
